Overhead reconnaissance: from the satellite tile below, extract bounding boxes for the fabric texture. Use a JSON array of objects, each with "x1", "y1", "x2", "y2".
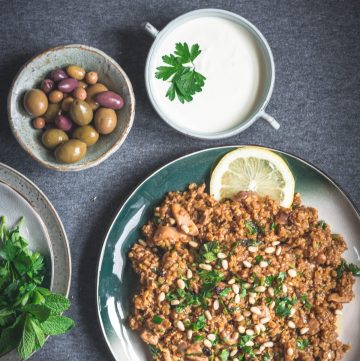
[{"x1": 0, "y1": 0, "x2": 359, "y2": 359}]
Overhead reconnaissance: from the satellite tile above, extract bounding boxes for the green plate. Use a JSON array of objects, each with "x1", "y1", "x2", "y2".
[{"x1": 96, "y1": 146, "x2": 360, "y2": 361}]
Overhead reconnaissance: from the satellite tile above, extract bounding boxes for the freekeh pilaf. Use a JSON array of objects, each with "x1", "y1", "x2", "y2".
[{"x1": 129, "y1": 184, "x2": 358, "y2": 361}]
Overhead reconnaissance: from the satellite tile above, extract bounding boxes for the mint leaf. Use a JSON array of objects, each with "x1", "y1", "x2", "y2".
[
  {"x1": 40, "y1": 315, "x2": 74, "y2": 335},
  {"x1": 23, "y1": 304, "x2": 51, "y2": 322},
  {"x1": 0, "y1": 315, "x2": 25, "y2": 356},
  {"x1": 29, "y1": 318, "x2": 45, "y2": 350},
  {"x1": 44, "y1": 293, "x2": 71, "y2": 314},
  {"x1": 17, "y1": 316, "x2": 36, "y2": 360}
]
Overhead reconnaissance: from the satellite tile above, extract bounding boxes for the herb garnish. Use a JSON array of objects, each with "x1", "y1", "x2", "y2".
[
  {"x1": 274, "y1": 296, "x2": 297, "y2": 317},
  {"x1": 191, "y1": 314, "x2": 206, "y2": 331},
  {"x1": 0, "y1": 217, "x2": 74, "y2": 360},
  {"x1": 245, "y1": 221, "x2": 258, "y2": 235},
  {"x1": 155, "y1": 42, "x2": 206, "y2": 103},
  {"x1": 296, "y1": 338, "x2": 310, "y2": 350},
  {"x1": 337, "y1": 260, "x2": 360, "y2": 278},
  {"x1": 219, "y1": 349, "x2": 229, "y2": 361},
  {"x1": 152, "y1": 315, "x2": 163, "y2": 324},
  {"x1": 198, "y1": 241, "x2": 220, "y2": 263}
]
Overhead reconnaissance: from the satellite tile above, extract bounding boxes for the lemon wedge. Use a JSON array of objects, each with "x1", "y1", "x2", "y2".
[{"x1": 210, "y1": 147, "x2": 295, "y2": 208}]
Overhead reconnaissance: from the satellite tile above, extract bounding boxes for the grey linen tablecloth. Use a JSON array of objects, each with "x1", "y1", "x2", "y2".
[{"x1": 0, "y1": 0, "x2": 359, "y2": 360}]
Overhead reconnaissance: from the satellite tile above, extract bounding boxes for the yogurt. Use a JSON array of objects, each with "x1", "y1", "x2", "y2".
[{"x1": 149, "y1": 16, "x2": 267, "y2": 136}]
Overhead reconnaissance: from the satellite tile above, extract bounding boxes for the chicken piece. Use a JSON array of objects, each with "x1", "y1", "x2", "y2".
[
  {"x1": 307, "y1": 318, "x2": 320, "y2": 335},
  {"x1": 140, "y1": 329, "x2": 159, "y2": 345},
  {"x1": 328, "y1": 293, "x2": 352, "y2": 303},
  {"x1": 153, "y1": 226, "x2": 189, "y2": 248},
  {"x1": 171, "y1": 203, "x2": 199, "y2": 236},
  {"x1": 185, "y1": 343, "x2": 208, "y2": 361}
]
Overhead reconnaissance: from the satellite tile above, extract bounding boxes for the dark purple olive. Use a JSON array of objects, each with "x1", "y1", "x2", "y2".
[
  {"x1": 51, "y1": 68, "x2": 68, "y2": 82},
  {"x1": 58, "y1": 78, "x2": 79, "y2": 93},
  {"x1": 41, "y1": 79, "x2": 54, "y2": 94},
  {"x1": 94, "y1": 91, "x2": 124, "y2": 110},
  {"x1": 55, "y1": 114, "x2": 73, "y2": 132}
]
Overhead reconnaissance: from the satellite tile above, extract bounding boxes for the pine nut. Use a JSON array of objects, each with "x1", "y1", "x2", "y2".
[
  {"x1": 243, "y1": 310, "x2": 251, "y2": 317},
  {"x1": 238, "y1": 325, "x2": 246, "y2": 333},
  {"x1": 233, "y1": 358, "x2": 239, "y2": 361},
  {"x1": 264, "y1": 341, "x2": 274, "y2": 348},
  {"x1": 230, "y1": 349, "x2": 238, "y2": 356},
  {"x1": 246, "y1": 329, "x2": 254, "y2": 336},
  {"x1": 282, "y1": 284, "x2": 288, "y2": 293},
  {"x1": 217, "y1": 252, "x2": 227, "y2": 259},
  {"x1": 249, "y1": 297, "x2": 256, "y2": 304},
  {"x1": 158, "y1": 292, "x2": 165, "y2": 302},
  {"x1": 255, "y1": 286, "x2": 266, "y2": 292},
  {"x1": 187, "y1": 269, "x2": 193, "y2": 279},
  {"x1": 203, "y1": 339, "x2": 212, "y2": 348},
  {"x1": 288, "y1": 269, "x2": 297, "y2": 278},
  {"x1": 189, "y1": 240, "x2": 199, "y2": 248},
  {"x1": 255, "y1": 325, "x2": 261, "y2": 334},
  {"x1": 177, "y1": 320, "x2": 185, "y2": 331},
  {"x1": 243, "y1": 260, "x2": 252, "y2": 268},
  {"x1": 288, "y1": 321, "x2": 296, "y2": 329},
  {"x1": 213, "y1": 299, "x2": 220, "y2": 310},
  {"x1": 235, "y1": 294, "x2": 241, "y2": 304},
  {"x1": 169, "y1": 217, "x2": 175, "y2": 225},
  {"x1": 300, "y1": 327, "x2": 309, "y2": 335},
  {"x1": 265, "y1": 247, "x2": 275, "y2": 254},
  {"x1": 260, "y1": 324, "x2": 266, "y2": 332},
  {"x1": 222, "y1": 259, "x2": 229, "y2": 270},
  {"x1": 260, "y1": 345, "x2": 266, "y2": 352},
  {"x1": 260, "y1": 317, "x2": 270, "y2": 324},
  {"x1": 248, "y1": 246, "x2": 258, "y2": 253},
  {"x1": 187, "y1": 329, "x2": 193, "y2": 340},
  {"x1": 171, "y1": 300, "x2": 180, "y2": 305},
  {"x1": 289, "y1": 308, "x2": 296, "y2": 317},
  {"x1": 287, "y1": 348, "x2": 294, "y2": 356},
  {"x1": 199, "y1": 263, "x2": 212, "y2": 271},
  {"x1": 272, "y1": 241, "x2": 280, "y2": 246},
  {"x1": 250, "y1": 307, "x2": 262, "y2": 315},
  {"x1": 205, "y1": 310, "x2": 212, "y2": 320},
  {"x1": 276, "y1": 246, "x2": 282, "y2": 256},
  {"x1": 232, "y1": 284, "x2": 240, "y2": 294},
  {"x1": 243, "y1": 283, "x2": 251, "y2": 289},
  {"x1": 207, "y1": 334, "x2": 216, "y2": 341},
  {"x1": 268, "y1": 287, "x2": 275, "y2": 297},
  {"x1": 270, "y1": 301, "x2": 275, "y2": 309},
  {"x1": 138, "y1": 239, "x2": 146, "y2": 246},
  {"x1": 245, "y1": 341, "x2": 254, "y2": 347},
  {"x1": 249, "y1": 292, "x2": 257, "y2": 298},
  {"x1": 228, "y1": 278, "x2": 236, "y2": 285},
  {"x1": 177, "y1": 279, "x2": 186, "y2": 290},
  {"x1": 260, "y1": 261, "x2": 268, "y2": 268}
]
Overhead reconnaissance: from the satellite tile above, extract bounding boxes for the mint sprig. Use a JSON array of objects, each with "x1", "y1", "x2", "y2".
[
  {"x1": 155, "y1": 42, "x2": 206, "y2": 103},
  {"x1": 0, "y1": 216, "x2": 74, "y2": 359}
]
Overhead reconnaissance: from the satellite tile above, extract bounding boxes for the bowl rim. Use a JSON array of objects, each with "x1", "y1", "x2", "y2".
[
  {"x1": 7, "y1": 44, "x2": 136, "y2": 172},
  {"x1": 144, "y1": 8, "x2": 275, "y2": 140}
]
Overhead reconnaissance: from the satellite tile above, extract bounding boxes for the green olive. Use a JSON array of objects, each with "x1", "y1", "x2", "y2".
[
  {"x1": 42, "y1": 129, "x2": 69, "y2": 149},
  {"x1": 66, "y1": 65, "x2": 85, "y2": 80},
  {"x1": 94, "y1": 107, "x2": 117, "y2": 134},
  {"x1": 23, "y1": 89, "x2": 48, "y2": 116},
  {"x1": 43, "y1": 103, "x2": 60, "y2": 123},
  {"x1": 72, "y1": 125, "x2": 99, "y2": 146},
  {"x1": 69, "y1": 100, "x2": 93, "y2": 126},
  {"x1": 85, "y1": 83, "x2": 108, "y2": 110},
  {"x1": 55, "y1": 140, "x2": 87, "y2": 163}
]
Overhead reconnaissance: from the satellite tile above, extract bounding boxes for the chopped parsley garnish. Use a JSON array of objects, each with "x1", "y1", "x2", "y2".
[
  {"x1": 263, "y1": 353, "x2": 271, "y2": 361},
  {"x1": 152, "y1": 315, "x2": 163, "y2": 324},
  {"x1": 300, "y1": 294, "x2": 312, "y2": 310},
  {"x1": 219, "y1": 287, "x2": 231, "y2": 297},
  {"x1": 337, "y1": 260, "x2": 360, "y2": 278},
  {"x1": 198, "y1": 241, "x2": 220, "y2": 263},
  {"x1": 155, "y1": 42, "x2": 206, "y2": 103},
  {"x1": 149, "y1": 345, "x2": 161, "y2": 356},
  {"x1": 274, "y1": 297, "x2": 297, "y2": 317},
  {"x1": 255, "y1": 255, "x2": 263, "y2": 264},
  {"x1": 296, "y1": 338, "x2": 310, "y2": 350},
  {"x1": 245, "y1": 221, "x2": 258, "y2": 235},
  {"x1": 193, "y1": 334, "x2": 204, "y2": 342},
  {"x1": 317, "y1": 220, "x2": 327, "y2": 230},
  {"x1": 270, "y1": 222, "x2": 277, "y2": 231},
  {"x1": 219, "y1": 349, "x2": 229, "y2": 361},
  {"x1": 191, "y1": 314, "x2": 206, "y2": 331}
]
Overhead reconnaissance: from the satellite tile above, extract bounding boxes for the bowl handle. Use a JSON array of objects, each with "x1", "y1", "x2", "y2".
[
  {"x1": 144, "y1": 22, "x2": 159, "y2": 38},
  {"x1": 261, "y1": 112, "x2": 280, "y2": 130}
]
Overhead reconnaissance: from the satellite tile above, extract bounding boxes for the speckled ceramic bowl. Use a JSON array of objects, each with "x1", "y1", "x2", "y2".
[{"x1": 8, "y1": 44, "x2": 135, "y2": 171}]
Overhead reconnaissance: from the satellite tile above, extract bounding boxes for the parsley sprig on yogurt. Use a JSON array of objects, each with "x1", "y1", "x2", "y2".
[
  {"x1": 0, "y1": 217, "x2": 74, "y2": 360},
  {"x1": 155, "y1": 42, "x2": 206, "y2": 103}
]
